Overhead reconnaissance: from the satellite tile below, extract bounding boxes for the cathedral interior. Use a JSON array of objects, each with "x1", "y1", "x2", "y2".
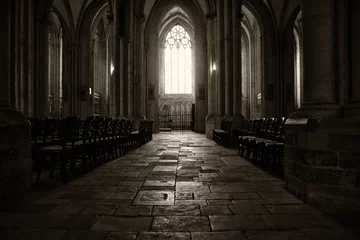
[{"x1": 0, "y1": 0, "x2": 360, "y2": 239}]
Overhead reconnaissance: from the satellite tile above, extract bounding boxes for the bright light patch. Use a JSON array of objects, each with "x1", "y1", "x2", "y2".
[{"x1": 164, "y1": 25, "x2": 192, "y2": 94}]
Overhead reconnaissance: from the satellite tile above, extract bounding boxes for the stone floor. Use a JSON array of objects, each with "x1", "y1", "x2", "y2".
[{"x1": 0, "y1": 133, "x2": 358, "y2": 240}]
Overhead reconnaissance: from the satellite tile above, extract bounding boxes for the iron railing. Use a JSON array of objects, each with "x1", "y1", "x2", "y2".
[{"x1": 159, "y1": 110, "x2": 194, "y2": 132}]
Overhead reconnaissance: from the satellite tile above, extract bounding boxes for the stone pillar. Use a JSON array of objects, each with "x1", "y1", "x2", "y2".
[
  {"x1": 285, "y1": 0, "x2": 360, "y2": 210},
  {"x1": 120, "y1": 37, "x2": 129, "y2": 117},
  {"x1": 132, "y1": 13, "x2": 146, "y2": 131},
  {"x1": 134, "y1": 14, "x2": 145, "y2": 119},
  {"x1": 347, "y1": 0, "x2": 360, "y2": 117},
  {"x1": 127, "y1": 1, "x2": 134, "y2": 118},
  {"x1": 224, "y1": 0, "x2": 233, "y2": 116},
  {"x1": 205, "y1": 12, "x2": 217, "y2": 139},
  {"x1": 301, "y1": 0, "x2": 337, "y2": 116},
  {"x1": 62, "y1": 37, "x2": 79, "y2": 118},
  {"x1": 35, "y1": 18, "x2": 50, "y2": 117},
  {"x1": 232, "y1": 0, "x2": 244, "y2": 128},
  {"x1": 51, "y1": 41, "x2": 61, "y2": 117},
  {"x1": 0, "y1": 0, "x2": 32, "y2": 200},
  {"x1": 216, "y1": 0, "x2": 225, "y2": 117},
  {"x1": 114, "y1": 35, "x2": 121, "y2": 117}
]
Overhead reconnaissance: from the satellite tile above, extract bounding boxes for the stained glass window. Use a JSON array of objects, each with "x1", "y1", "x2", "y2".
[{"x1": 164, "y1": 25, "x2": 192, "y2": 94}]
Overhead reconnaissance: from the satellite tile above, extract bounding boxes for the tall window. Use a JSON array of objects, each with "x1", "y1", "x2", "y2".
[{"x1": 165, "y1": 25, "x2": 192, "y2": 94}]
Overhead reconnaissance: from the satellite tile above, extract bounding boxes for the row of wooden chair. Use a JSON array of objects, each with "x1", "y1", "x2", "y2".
[
  {"x1": 213, "y1": 118, "x2": 233, "y2": 146},
  {"x1": 237, "y1": 117, "x2": 287, "y2": 177},
  {"x1": 28, "y1": 116, "x2": 153, "y2": 183},
  {"x1": 129, "y1": 120, "x2": 154, "y2": 147}
]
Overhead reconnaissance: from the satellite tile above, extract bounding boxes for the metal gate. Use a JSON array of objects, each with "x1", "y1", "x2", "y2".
[{"x1": 159, "y1": 106, "x2": 194, "y2": 132}]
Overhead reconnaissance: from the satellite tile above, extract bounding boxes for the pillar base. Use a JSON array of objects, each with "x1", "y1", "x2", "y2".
[
  {"x1": 131, "y1": 114, "x2": 146, "y2": 132},
  {"x1": 284, "y1": 113, "x2": 360, "y2": 211},
  {"x1": 205, "y1": 114, "x2": 224, "y2": 139},
  {"x1": 0, "y1": 103, "x2": 32, "y2": 200}
]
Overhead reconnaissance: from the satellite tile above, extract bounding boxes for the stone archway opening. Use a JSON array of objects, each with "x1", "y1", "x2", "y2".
[
  {"x1": 159, "y1": 22, "x2": 195, "y2": 132},
  {"x1": 145, "y1": 0, "x2": 207, "y2": 133},
  {"x1": 241, "y1": 5, "x2": 262, "y2": 120}
]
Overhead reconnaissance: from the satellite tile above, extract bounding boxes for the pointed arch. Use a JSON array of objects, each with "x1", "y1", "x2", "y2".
[{"x1": 144, "y1": 0, "x2": 207, "y2": 133}]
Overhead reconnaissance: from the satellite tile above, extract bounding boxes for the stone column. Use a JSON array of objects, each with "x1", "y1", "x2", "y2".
[
  {"x1": 51, "y1": 41, "x2": 61, "y2": 117},
  {"x1": 62, "y1": 38, "x2": 79, "y2": 117},
  {"x1": 35, "y1": 18, "x2": 50, "y2": 117},
  {"x1": 134, "y1": 14, "x2": 145, "y2": 119},
  {"x1": 127, "y1": 1, "x2": 134, "y2": 118},
  {"x1": 285, "y1": 0, "x2": 360, "y2": 211},
  {"x1": 232, "y1": 0, "x2": 244, "y2": 128},
  {"x1": 113, "y1": 1, "x2": 122, "y2": 117},
  {"x1": 216, "y1": 0, "x2": 225, "y2": 117},
  {"x1": 205, "y1": 12, "x2": 217, "y2": 138},
  {"x1": 114, "y1": 34, "x2": 121, "y2": 117},
  {"x1": 224, "y1": 0, "x2": 233, "y2": 116},
  {"x1": 120, "y1": 37, "x2": 129, "y2": 117},
  {"x1": 347, "y1": 0, "x2": 360, "y2": 116},
  {"x1": 300, "y1": 0, "x2": 337, "y2": 117},
  {"x1": 0, "y1": 0, "x2": 32, "y2": 200},
  {"x1": 107, "y1": 15, "x2": 116, "y2": 117}
]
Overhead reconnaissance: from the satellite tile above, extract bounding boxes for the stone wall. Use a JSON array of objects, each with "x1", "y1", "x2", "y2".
[{"x1": 285, "y1": 118, "x2": 360, "y2": 210}]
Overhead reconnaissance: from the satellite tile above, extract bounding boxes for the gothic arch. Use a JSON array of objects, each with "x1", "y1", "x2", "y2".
[
  {"x1": 283, "y1": 5, "x2": 302, "y2": 117},
  {"x1": 144, "y1": 0, "x2": 206, "y2": 133},
  {"x1": 77, "y1": 0, "x2": 110, "y2": 117},
  {"x1": 243, "y1": 0, "x2": 278, "y2": 117}
]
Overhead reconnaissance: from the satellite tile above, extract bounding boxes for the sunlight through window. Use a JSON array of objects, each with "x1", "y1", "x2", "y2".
[{"x1": 165, "y1": 25, "x2": 192, "y2": 94}]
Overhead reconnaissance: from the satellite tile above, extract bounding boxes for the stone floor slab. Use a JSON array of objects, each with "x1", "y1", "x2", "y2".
[
  {"x1": 302, "y1": 228, "x2": 359, "y2": 240},
  {"x1": 48, "y1": 204, "x2": 86, "y2": 215},
  {"x1": 265, "y1": 204, "x2": 309, "y2": 214},
  {"x1": 230, "y1": 204, "x2": 269, "y2": 215},
  {"x1": 133, "y1": 190, "x2": 174, "y2": 205},
  {"x1": 262, "y1": 214, "x2": 328, "y2": 230},
  {"x1": 210, "y1": 215, "x2": 270, "y2": 231},
  {"x1": 191, "y1": 231, "x2": 246, "y2": 240},
  {"x1": 91, "y1": 216, "x2": 152, "y2": 231},
  {"x1": 194, "y1": 192, "x2": 232, "y2": 200},
  {"x1": 175, "y1": 200, "x2": 207, "y2": 206},
  {"x1": 0, "y1": 229, "x2": 67, "y2": 240},
  {"x1": 231, "y1": 193, "x2": 262, "y2": 200},
  {"x1": 245, "y1": 230, "x2": 311, "y2": 240},
  {"x1": 200, "y1": 205, "x2": 232, "y2": 215},
  {"x1": 104, "y1": 232, "x2": 137, "y2": 240},
  {"x1": 114, "y1": 206, "x2": 153, "y2": 216},
  {"x1": 137, "y1": 232, "x2": 191, "y2": 240},
  {"x1": 111, "y1": 192, "x2": 137, "y2": 200},
  {"x1": 60, "y1": 230, "x2": 107, "y2": 240},
  {"x1": 152, "y1": 205, "x2": 200, "y2": 216},
  {"x1": 81, "y1": 205, "x2": 118, "y2": 215},
  {"x1": 175, "y1": 192, "x2": 193, "y2": 200},
  {"x1": 207, "y1": 200, "x2": 232, "y2": 205},
  {"x1": 153, "y1": 166, "x2": 177, "y2": 172},
  {"x1": 151, "y1": 216, "x2": 210, "y2": 232},
  {"x1": 210, "y1": 186, "x2": 248, "y2": 193},
  {"x1": 143, "y1": 180, "x2": 175, "y2": 187}
]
